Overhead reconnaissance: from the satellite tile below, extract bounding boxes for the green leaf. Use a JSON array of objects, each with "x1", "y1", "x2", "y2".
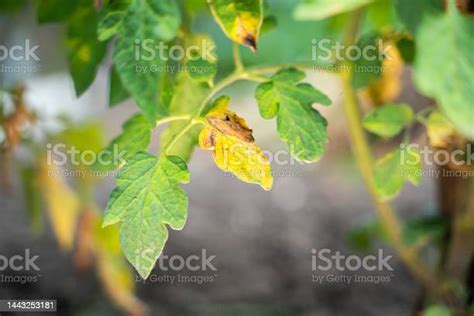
[
  {"x1": 97, "y1": 0, "x2": 129, "y2": 41},
  {"x1": 395, "y1": 0, "x2": 443, "y2": 35},
  {"x1": 109, "y1": 65, "x2": 130, "y2": 107},
  {"x1": 36, "y1": 0, "x2": 79, "y2": 23},
  {"x1": 103, "y1": 152, "x2": 189, "y2": 279},
  {"x1": 160, "y1": 71, "x2": 210, "y2": 161},
  {"x1": 374, "y1": 145, "x2": 422, "y2": 200},
  {"x1": 261, "y1": 15, "x2": 277, "y2": 34},
  {"x1": 424, "y1": 305, "x2": 452, "y2": 316},
  {"x1": 294, "y1": 0, "x2": 374, "y2": 21},
  {"x1": 425, "y1": 111, "x2": 455, "y2": 148},
  {"x1": 186, "y1": 58, "x2": 218, "y2": 82},
  {"x1": 362, "y1": 103, "x2": 414, "y2": 138},
  {"x1": 67, "y1": 5, "x2": 107, "y2": 96},
  {"x1": 396, "y1": 37, "x2": 416, "y2": 64},
  {"x1": 414, "y1": 3, "x2": 474, "y2": 139},
  {"x1": 347, "y1": 220, "x2": 381, "y2": 252},
  {"x1": 208, "y1": 0, "x2": 263, "y2": 51},
  {"x1": 183, "y1": 34, "x2": 218, "y2": 83},
  {"x1": 94, "y1": 114, "x2": 151, "y2": 171},
  {"x1": 365, "y1": 0, "x2": 400, "y2": 32},
  {"x1": 402, "y1": 216, "x2": 446, "y2": 246},
  {"x1": 255, "y1": 68, "x2": 331, "y2": 162},
  {"x1": 113, "y1": 0, "x2": 181, "y2": 123},
  {"x1": 0, "y1": 0, "x2": 26, "y2": 12},
  {"x1": 159, "y1": 34, "x2": 213, "y2": 161},
  {"x1": 351, "y1": 34, "x2": 383, "y2": 89}
]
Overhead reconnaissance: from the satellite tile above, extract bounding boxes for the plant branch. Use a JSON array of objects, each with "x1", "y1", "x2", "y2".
[
  {"x1": 340, "y1": 10, "x2": 439, "y2": 290},
  {"x1": 232, "y1": 43, "x2": 244, "y2": 72},
  {"x1": 161, "y1": 61, "x2": 336, "y2": 156},
  {"x1": 155, "y1": 115, "x2": 193, "y2": 128}
]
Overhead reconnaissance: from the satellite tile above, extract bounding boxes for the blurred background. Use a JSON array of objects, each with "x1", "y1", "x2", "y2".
[{"x1": 0, "y1": 1, "x2": 457, "y2": 315}]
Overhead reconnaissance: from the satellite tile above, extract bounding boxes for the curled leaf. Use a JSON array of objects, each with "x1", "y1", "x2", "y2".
[{"x1": 199, "y1": 96, "x2": 273, "y2": 190}]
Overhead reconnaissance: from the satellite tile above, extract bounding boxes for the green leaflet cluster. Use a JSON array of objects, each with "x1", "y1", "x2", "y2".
[
  {"x1": 255, "y1": 68, "x2": 331, "y2": 162},
  {"x1": 361, "y1": 103, "x2": 422, "y2": 200}
]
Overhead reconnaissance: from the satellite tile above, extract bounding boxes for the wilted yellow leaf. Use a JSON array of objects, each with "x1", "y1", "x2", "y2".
[
  {"x1": 38, "y1": 162, "x2": 80, "y2": 250},
  {"x1": 91, "y1": 209, "x2": 147, "y2": 316},
  {"x1": 199, "y1": 96, "x2": 273, "y2": 190},
  {"x1": 427, "y1": 111, "x2": 455, "y2": 148},
  {"x1": 365, "y1": 41, "x2": 404, "y2": 105}
]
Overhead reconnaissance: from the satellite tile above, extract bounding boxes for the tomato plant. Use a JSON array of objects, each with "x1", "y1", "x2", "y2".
[{"x1": 0, "y1": 0, "x2": 473, "y2": 315}]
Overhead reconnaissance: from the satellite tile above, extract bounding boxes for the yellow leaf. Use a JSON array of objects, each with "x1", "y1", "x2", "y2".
[
  {"x1": 427, "y1": 111, "x2": 455, "y2": 148},
  {"x1": 364, "y1": 41, "x2": 404, "y2": 105},
  {"x1": 208, "y1": 0, "x2": 263, "y2": 51},
  {"x1": 90, "y1": 210, "x2": 147, "y2": 316},
  {"x1": 38, "y1": 161, "x2": 80, "y2": 250},
  {"x1": 199, "y1": 97, "x2": 273, "y2": 190}
]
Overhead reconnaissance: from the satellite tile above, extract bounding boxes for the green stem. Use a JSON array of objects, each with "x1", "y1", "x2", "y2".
[
  {"x1": 340, "y1": 10, "x2": 438, "y2": 290},
  {"x1": 232, "y1": 43, "x2": 244, "y2": 72},
  {"x1": 155, "y1": 115, "x2": 193, "y2": 128},
  {"x1": 161, "y1": 61, "x2": 335, "y2": 157}
]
